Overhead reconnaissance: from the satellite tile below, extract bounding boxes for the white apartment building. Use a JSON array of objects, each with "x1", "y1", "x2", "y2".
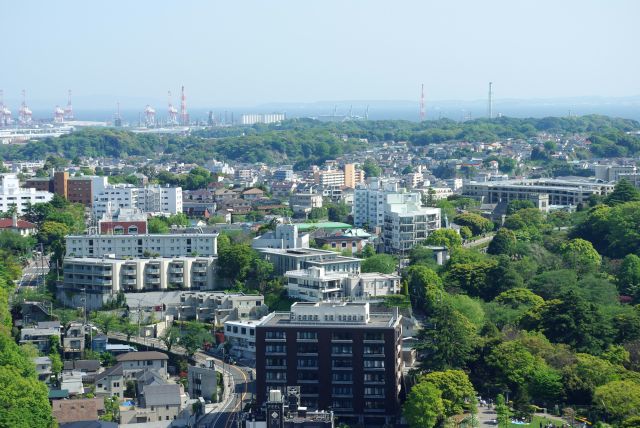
[
  {"x1": 383, "y1": 196, "x2": 441, "y2": 254},
  {"x1": 284, "y1": 266, "x2": 400, "y2": 302},
  {"x1": 252, "y1": 223, "x2": 310, "y2": 250},
  {"x1": 353, "y1": 179, "x2": 423, "y2": 229},
  {"x1": 65, "y1": 233, "x2": 218, "y2": 258},
  {"x1": 224, "y1": 318, "x2": 267, "y2": 360},
  {"x1": 58, "y1": 256, "x2": 218, "y2": 309},
  {"x1": 289, "y1": 193, "x2": 323, "y2": 214},
  {"x1": 314, "y1": 169, "x2": 345, "y2": 187},
  {"x1": 92, "y1": 183, "x2": 182, "y2": 216},
  {"x1": 240, "y1": 113, "x2": 286, "y2": 125},
  {"x1": 0, "y1": 173, "x2": 53, "y2": 214}
]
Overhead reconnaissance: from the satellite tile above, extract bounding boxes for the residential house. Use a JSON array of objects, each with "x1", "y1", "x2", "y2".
[
  {"x1": 52, "y1": 398, "x2": 105, "y2": 424},
  {"x1": 94, "y1": 363, "x2": 125, "y2": 399},
  {"x1": 116, "y1": 351, "x2": 169, "y2": 378}
]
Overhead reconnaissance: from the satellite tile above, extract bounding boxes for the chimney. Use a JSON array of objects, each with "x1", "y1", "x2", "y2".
[{"x1": 12, "y1": 213, "x2": 17, "y2": 228}]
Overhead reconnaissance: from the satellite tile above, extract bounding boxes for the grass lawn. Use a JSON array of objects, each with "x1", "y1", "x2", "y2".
[{"x1": 508, "y1": 415, "x2": 563, "y2": 428}]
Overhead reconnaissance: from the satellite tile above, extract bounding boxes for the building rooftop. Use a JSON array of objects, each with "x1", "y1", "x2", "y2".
[
  {"x1": 295, "y1": 222, "x2": 352, "y2": 231},
  {"x1": 116, "y1": 351, "x2": 169, "y2": 362},
  {"x1": 260, "y1": 302, "x2": 399, "y2": 329}
]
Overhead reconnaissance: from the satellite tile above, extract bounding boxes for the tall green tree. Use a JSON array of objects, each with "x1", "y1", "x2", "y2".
[
  {"x1": 594, "y1": 380, "x2": 640, "y2": 423},
  {"x1": 403, "y1": 381, "x2": 444, "y2": 428},
  {"x1": 605, "y1": 179, "x2": 640, "y2": 206},
  {"x1": 417, "y1": 302, "x2": 478, "y2": 370},
  {"x1": 422, "y1": 370, "x2": 476, "y2": 416},
  {"x1": 559, "y1": 238, "x2": 601, "y2": 275},
  {"x1": 487, "y1": 228, "x2": 517, "y2": 255},
  {"x1": 425, "y1": 229, "x2": 462, "y2": 249},
  {"x1": 361, "y1": 254, "x2": 396, "y2": 274},
  {"x1": 619, "y1": 254, "x2": 640, "y2": 299}
]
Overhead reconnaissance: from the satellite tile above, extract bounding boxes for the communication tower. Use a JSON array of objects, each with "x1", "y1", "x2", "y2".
[{"x1": 179, "y1": 85, "x2": 189, "y2": 125}]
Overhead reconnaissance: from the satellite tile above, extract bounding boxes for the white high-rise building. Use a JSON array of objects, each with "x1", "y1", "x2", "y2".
[
  {"x1": 382, "y1": 196, "x2": 441, "y2": 254},
  {"x1": 92, "y1": 184, "x2": 182, "y2": 216},
  {"x1": 353, "y1": 178, "x2": 422, "y2": 229},
  {"x1": 0, "y1": 173, "x2": 53, "y2": 214}
]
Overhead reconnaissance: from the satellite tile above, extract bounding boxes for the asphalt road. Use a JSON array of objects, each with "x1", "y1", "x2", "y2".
[
  {"x1": 18, "y1": 256, "x2": 50, "y2": 289},
  {"x1": 108, "y1": 332, "x2": 254, "y2": 428}
]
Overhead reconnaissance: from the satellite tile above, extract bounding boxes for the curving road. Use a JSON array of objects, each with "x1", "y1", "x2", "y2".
[{"x1": 108, "y1": 332, "x2": 254, "y2": 428}]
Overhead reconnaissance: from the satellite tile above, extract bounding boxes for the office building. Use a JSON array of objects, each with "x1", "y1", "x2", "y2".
[
  {"x1": 382, "y1": 195, "x2": 441, "y2": 254},
  {"x1": 284, "y1": 267, "x2": 400, "y2": 302},
  {"x1": 0, "y1": 173, "x2": 53, "y2": 214},
  {"x1": 255, "y1": 302, "x2": 403, "y2": 426},
  {"x1": 463, "y1": 178, "x2": 614, "y2": 206},
  {"x1": 224, "y1": 318, "x2": 267, "y2": 360},
  {"x1": 65, "y1": 233, "x2": 218, "y2": 258},
  {"x1": 594, "y1": 164, "x2": 638, "y2": 182}
]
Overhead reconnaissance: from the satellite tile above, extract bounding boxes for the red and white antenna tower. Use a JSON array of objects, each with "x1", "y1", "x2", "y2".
[
  {"x1": 64, "y1": 89, "x2": 74, "y2": 120},
  {"x1": 419, "y1": 83, "x2": 425, "y2": 121},
  {"x1": 19, "y1": 90, "x2": 32, "y2": 125},
  {"x1": 168, "y1": 91, "x2": 178, "y2": 125},
  {"x1": 179, "y1": 85, "x2": 189, "y2": 125}
]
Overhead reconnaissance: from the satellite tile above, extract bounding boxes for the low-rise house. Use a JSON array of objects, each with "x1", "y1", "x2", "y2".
[
  {"x1": 120, "y1": 369, "x2": 182, "y2": 424},
  {"x1": 60, "y1": 370, "x2": 85, "y2": 395},
  {"x1": 116, "y1": 351, "x2": 169, "y2": 378},
  {"x1": 241, "y1": 187, "x2": 265, "y2": 200},
  {"x1": 94, "y1": 363, "x2": 125, "y2": 399},
  {"x1": 63, "y1": 322, "x2": 86, "y2": 359},
  {"x1": 62, "y1": 360, "x2": 101, "y2": 378},
  {"x1": 20, "y1": 326, "x2": 60, "y2": 353},
  {"x1": 33, "y1": 356, "x2": 52, "y2": 380},
  {"x1": 0, "y1": 215, "x2": 37, "y2": 236},
  {"x1": 52, "y1": 398, "x2": 105, "y2": 425}
]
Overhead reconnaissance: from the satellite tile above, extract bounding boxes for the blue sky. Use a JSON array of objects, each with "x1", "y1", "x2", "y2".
[{"x1": 1, "y1": 0, "x2": 639, "y2": 108}]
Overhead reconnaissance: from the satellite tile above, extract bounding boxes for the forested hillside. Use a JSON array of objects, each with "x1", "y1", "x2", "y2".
[{"x1": 1, "y1": 115, "x2": 638, "y2": 167}]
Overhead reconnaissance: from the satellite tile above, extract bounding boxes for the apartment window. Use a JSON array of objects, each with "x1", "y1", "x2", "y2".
[{"x1": 297, "y1": 331, "x2": 317, "y2": 340}]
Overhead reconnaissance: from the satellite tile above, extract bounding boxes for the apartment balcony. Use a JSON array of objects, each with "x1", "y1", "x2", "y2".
[
  {"x1": 94, "y1": 279, "x2": 112, "y2": 286},
  {"x1": 122, "y1": 279, "x2": 137, "y2": 286},
  {"x1": 265, "y1": 364, "x2": 287, "y2": 370},
  {"x1": 169, "y1": 267, "x2": 184, "y2": 274},
  {"x1": 146, "y1": 278, "x2": 160, "y2": 285},
  {"x1": 192, "y1": 266, "x2": 207, "y2": 273},
  {"x1": 146, "y1": 267, "x2": 160, "y2": 274},
  {"x1": 363, "y1": 353, "x2": 385, "y2": 358},
  {"x1": 169, "y1": 276, "x2": 184, "y2": 283}
]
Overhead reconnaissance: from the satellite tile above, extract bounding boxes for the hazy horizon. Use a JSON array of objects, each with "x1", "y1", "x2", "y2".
[{"x1": 2, "y1": 0, "x2": 639, "y2": 111}]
